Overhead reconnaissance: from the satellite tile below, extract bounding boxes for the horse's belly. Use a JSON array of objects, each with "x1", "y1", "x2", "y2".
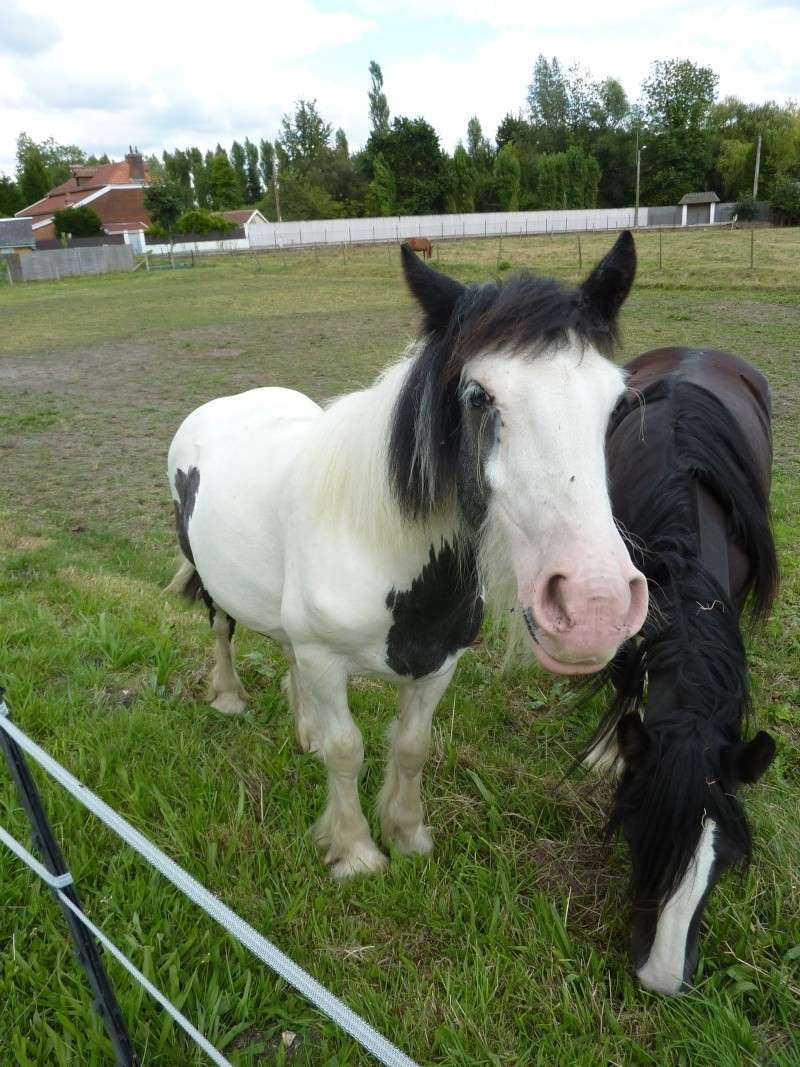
[{"x1": 169, "y1": 388, "x2": 320, "y2": 632}]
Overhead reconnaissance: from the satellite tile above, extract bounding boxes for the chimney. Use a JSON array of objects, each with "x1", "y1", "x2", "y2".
[{"x1": 126, "y1": 148, "x2": 145, "y2": 181}]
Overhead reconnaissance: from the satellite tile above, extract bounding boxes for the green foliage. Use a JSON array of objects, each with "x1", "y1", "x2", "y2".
[
  {"x1": 770, "y1": 177, "x2": 800, "y2": 224},
  {"x1": 734, "y1": 195, "x2": 759, "y2": 220},
  {"x1": 230, "y1": 140, "x2": 248, "y2": 204},
  {"x1": 143, "y1": 180, "x2": 186, "y2": 235},
  {"x1": 52, "y1": 206, "x2": 104, "y2": 237},
  {"x1": 16, "y1": 132, "x2": 86, "y2": 192},
  {"x1": 17, "y1": 145, "x2": 50, "y2": 207},
  {"x1": 368, "y1": 60, "x2": 390, "y2": 135},
  {"x1": 207, "y1": 149, "x2": 241, "y2": 211},
  {"x1": 162, "y1": 149, "x2": 193, "y2": 206},
  {"x1": 466, "y1": 116, "x2": 494, "y2": 172},
  {"x1": 279, "y1": 99, "x2": 332, "y2": 171},
  {"x1": 258, "y1": 171, "x2": 344, "y2": 221},
  {"x1": 364, "y1": 152, "x2": 396, "y2": 216},
  {"x1": 494, "y1": 143, "x2": 521, "y2": 210},
  {"x1": 717, "y1": 139, "x2": 754, "y2": 199},
  {"x1": 243, "y1": 137, "x2": 262, "y2": 203},
  {"x1": 0, "y1": 174, "x2": 23, "y2": 215},
  {"x1": 447, "y1": 144, "x2": 476, "y2": 213},
  {"x1": 368, "y1": 115, "x2": 447, "y2": 214},
  {"x1": 175, "y1": 209, "x2": 236, "y2": 235},
  {"x1": 187, "y1": 147, "x2": 210, "y2": 210},
  {"x1": 258, "y1": 139, "x2": 275, "y2": 189}
]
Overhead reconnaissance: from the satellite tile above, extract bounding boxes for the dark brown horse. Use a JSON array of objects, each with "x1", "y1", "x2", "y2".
[
  {"x1": 583, "y1": 347, "x2": 779, "y2": 994},
  {"x1": 404, "y1": 237, "x2": 433, "y2": 260}
]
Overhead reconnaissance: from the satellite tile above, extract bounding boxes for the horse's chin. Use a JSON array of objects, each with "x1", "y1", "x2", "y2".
[{"x1": 531, "y1": 641, "x2": 609, "y2": 676}]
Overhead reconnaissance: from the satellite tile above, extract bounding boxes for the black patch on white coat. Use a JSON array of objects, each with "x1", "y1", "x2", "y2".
[
  {"x1": 385, "y1": 540, "x2": 483, "y2": 678},
  {"x1": 173, "y1": 466, "x2": 201, "y2": 565}
]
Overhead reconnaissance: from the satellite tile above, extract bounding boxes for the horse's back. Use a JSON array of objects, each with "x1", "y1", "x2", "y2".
[{"x1": 168, "y1": 387, "x2": 322, "y2": 632}]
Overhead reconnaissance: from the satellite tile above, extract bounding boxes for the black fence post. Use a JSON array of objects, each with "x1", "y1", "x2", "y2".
[{"x1": 0, "y1": 689, "x2": 139, "y2": 1066}]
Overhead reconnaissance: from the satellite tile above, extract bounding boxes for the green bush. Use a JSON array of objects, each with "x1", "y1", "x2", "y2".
[
  {"x1": 770, "y1": 178, "x2": 800, "y2": 225},
  {"x1": 176, "y1": 209, "x2": 236, "y2": 235},
  {"x1": 735, "y1": 196, "x2": 759, "y2": 221},
  {"x1": 53, "y1": 206, "x2": 104, "y2": 237}
]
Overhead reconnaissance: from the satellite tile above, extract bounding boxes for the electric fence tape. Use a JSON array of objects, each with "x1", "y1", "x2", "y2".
[{"x1": 0, "y1": 699, "x2": 418, "y2": 1067}]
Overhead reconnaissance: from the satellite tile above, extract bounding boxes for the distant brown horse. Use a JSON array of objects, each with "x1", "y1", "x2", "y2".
[{"x1": 405, "y1": 237, "x2": 433, "y2": 260}]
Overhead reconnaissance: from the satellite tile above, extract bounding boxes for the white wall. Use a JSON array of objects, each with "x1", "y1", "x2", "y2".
[{"x1": 247, "y1": 207, "x2": 647, "y2": 249}]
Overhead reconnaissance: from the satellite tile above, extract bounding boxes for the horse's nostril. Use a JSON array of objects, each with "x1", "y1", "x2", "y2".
[{"x1": 541, "y1": 574, "x2": 569, "y2": 627}]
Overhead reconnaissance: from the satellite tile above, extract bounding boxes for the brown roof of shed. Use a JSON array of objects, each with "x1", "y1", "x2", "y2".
[{"x1": 679, "y1": 191, "x2": 720, "y2": 205}]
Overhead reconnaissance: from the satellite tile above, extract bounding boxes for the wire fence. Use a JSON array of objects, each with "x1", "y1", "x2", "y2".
[{"x1": 0, "y1": 693, "x2": 419, "y2": 1067}]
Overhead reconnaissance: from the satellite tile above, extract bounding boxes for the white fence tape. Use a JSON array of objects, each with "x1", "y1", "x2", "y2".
[{"x1": 0, "y1": 702, "x2": 419, "y2": 1067}]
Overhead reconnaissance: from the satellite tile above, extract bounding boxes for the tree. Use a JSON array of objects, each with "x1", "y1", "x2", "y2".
[
  {"x1": 368, "y1": 60, "x2": 390, "y2": 135},
  {"x1": 494, "y1": 143, "x2": 521, "y2": 210},
  {"x1": 230, "y1": 140, "x2": 248, "y2": 203},
  {"x1": 162, "y1": 149, "x2": 193, "y2": 206},
  {"x1": 447, "y1": 144, "x2": 476, "y2": 212},
  {"x1": 0, "y1": 175, "x2": 23, "y2": 216},
  {"x1": 52, "y1": 206, "x2": 103, "y2": 237},
  {"x1": 258, "y1": 139, "x2": 275, "y2": 189},
  {"x1": 16, "y1": 133, "x2": 86, "y2": 189},
  {"x1": 466, "y1": 116, "x2": 493, "y2": 171},
  {"x1": 640, "y1": 59, "x2": 719, "y2": 203},
  {"x1": 367, "y1": 116, "x2": 447, "y2": 214},
  {"x1": 187, "y1": 147, "x2": 211, "y2": 209},
  {"x1": 279, "y1": 99, "x2": 333, "y2": 170},
  {"x1": 364, "y1": 151, "x2": 396, "y2": 215},
  {"x1": 258, "y1": 171, "x2": 344, "y2": 221},
  {"x1": 208, "y1": 149, "x2": 240, "y2": 210},
  {"x1": 144, "y1": 180, "x2": 185, "y2": 235},
  {"x1": 244, "y1": 138, "x2": 262, "y2": 203},
  {"x1": 17, "y1": 145, "x2": 50, "y2": 206},
  {"x1": 770, "y1": 177, "x2": 800, "y2": 224},
  {"x1": 527, "y1": 56, "x2": 569, "y2": 152}
]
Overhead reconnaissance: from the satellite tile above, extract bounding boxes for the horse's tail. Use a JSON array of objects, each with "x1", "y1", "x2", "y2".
[{"x1": 164, "y1": 557, "x2": 203, "y2": 600}]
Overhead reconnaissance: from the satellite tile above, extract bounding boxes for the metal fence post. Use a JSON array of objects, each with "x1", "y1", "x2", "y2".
[{"x1": 0, "y1": 690, "x2": 139, "y2": 1066}]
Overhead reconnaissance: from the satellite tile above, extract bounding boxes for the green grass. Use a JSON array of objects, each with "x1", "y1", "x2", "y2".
[{"x1": 0, "y1": 228, "x2": 798, "y2": 1066}]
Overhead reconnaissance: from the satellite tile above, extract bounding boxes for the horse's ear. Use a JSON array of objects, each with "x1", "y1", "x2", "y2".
[
  {"x1": 733, "y1": 731, "x2": 776, "y2": 783},
  {"x1": 401, "y1": 242, "x2": 465, "y2": 335},
  {"x1": 580, "y1": 230, "x2": 636, "y2": 322},
  {"x1": 617, "y1": 713, "x2": 651, "y2": 767}
]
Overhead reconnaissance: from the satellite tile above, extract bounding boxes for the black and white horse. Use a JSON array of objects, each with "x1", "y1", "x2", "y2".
[
  {"x1": 167, "y1": 235, "x2": 648, "y2": 879},
  {"x1": 583, "y1": 347, "x2": 779, "y2": 994}
]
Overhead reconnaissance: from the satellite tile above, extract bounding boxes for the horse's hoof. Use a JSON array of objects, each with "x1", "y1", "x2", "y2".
[
  {"x1": 210, "y1": 692, "x2": 247, "y2": 715},
  {"x1": 389, "y1": 824, "x2": 434, "y2": 857},
  {"x1": 295, "y1": 718, "x2": 320, "y2": 754},
  {"x1": 329, "y1": 843, "x2": 389, "y2": 880}
]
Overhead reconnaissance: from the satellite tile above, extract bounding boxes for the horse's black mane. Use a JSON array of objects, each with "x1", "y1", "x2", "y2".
[
  {"x1": 389, "y1": 270, "x2": 620, "y2": 520},
  {"x1": 580, "y1": 376, "x2": 777, "y2": 904}
]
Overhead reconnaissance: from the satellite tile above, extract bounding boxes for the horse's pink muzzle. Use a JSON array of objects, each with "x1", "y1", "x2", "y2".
[{"x1": 522, "y1": 568, "x2": 649, "y2": 675}]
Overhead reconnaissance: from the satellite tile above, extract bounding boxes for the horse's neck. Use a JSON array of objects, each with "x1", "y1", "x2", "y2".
[{"x1": 303, "y1": 358, "x2": 461, "y2": 554}]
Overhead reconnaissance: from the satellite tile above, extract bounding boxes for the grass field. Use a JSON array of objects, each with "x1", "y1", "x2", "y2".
[{"x1": 1, "y1": 227, "x2": 798, "y2": 1066}]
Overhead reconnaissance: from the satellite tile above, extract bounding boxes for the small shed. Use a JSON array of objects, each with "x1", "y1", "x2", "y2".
[
  {"x1": 678, "y1": 192, "x2": 720, "y2": 226},
  {"x1": 0, "y1": 216, "x2": 35, "y2": 253}
]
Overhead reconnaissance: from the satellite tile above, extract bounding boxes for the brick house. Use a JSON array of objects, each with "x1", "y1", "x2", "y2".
[{"x1": 15, "y1": 149, "x2": 152, "y2": 240}]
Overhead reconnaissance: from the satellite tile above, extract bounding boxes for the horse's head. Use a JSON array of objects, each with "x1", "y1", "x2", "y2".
[
  {"x1": 393, "y1": 234, "x2": 648, "y2": 673},
  {"x1": 611, "y1": 712, "x2": 775, "y2": 994}
]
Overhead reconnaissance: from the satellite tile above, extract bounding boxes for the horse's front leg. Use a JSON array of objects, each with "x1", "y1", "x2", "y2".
[
  {"x1": 378, "y1": 667, "x2": 455, "y2": 856},
  {"x1": 293, "y1": 648, "x2": 387, "y2": 880}
]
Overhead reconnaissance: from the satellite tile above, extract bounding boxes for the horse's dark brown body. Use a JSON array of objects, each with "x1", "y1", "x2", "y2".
[
  {"x1": 608, "y1": 346, "x2": 773, "y2": 609},
  {"x1": 592, "y1": 345, "x2": 778, "y2": 993}
]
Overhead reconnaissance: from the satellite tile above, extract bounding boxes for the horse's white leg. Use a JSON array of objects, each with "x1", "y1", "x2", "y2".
[
  {"x1": 378, "y1": 668, "x2": 455, "y2": 856},
  {"x1": 281, "y1": 648, "x2": 319, "y2": 753},
  {"x1": 294, "y1": 650, "x2": 387, "y2": 880},
  {"x1": 208, "y1": 607, "x2": 248, "y2": 715}
]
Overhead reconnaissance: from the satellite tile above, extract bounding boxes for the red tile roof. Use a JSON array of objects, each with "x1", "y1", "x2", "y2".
[{"x1": 16, "y1": 159, "x2": 151, "y2": 223}]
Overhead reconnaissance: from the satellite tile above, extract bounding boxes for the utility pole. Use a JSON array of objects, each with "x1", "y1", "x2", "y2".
[
  {"x1": 752, "y1": 134, "x2": 762, "y2": 200},
  {"x1": 273, "y1": 156, "x2": 282, "y2": 223},
  {"x1": 634, "y1": 128, "x2": 643, "y2": 228}
]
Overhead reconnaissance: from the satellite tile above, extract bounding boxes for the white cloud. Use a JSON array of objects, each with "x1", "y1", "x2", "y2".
[{"x1": 0, "y1": 0, "x2": 60, "y2": 57}]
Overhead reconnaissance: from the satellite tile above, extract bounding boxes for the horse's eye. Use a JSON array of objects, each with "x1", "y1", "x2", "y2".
[{"x1": 466, "y1": 383, "x2": 491, "y2": 409}]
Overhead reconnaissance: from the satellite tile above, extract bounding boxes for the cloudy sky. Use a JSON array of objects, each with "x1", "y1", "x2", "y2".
[{"x1": 2, "y1": 0, "x2": 799, "y2": 177}]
